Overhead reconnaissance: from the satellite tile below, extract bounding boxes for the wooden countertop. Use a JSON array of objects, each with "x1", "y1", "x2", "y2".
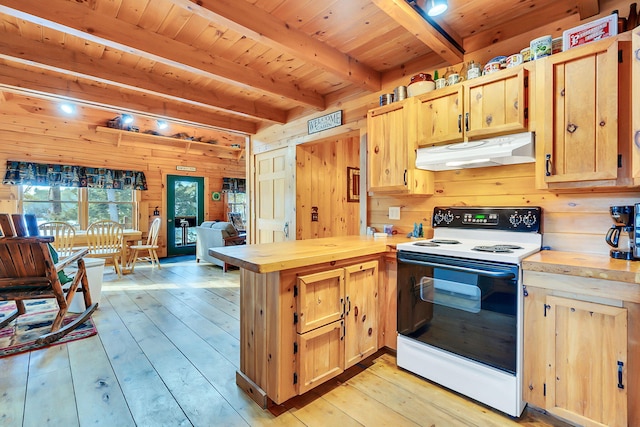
[
  {"x1": 209, "y1": 235, "x2": 412, "y2": 273},
  {"x1": 523, "y1": 250, "x2": 640, "y2": 284}
]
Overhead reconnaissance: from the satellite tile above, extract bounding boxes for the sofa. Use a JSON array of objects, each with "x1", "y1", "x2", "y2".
[{"x1": 195, "y1": 221, "x2": 246, "y2": 271}]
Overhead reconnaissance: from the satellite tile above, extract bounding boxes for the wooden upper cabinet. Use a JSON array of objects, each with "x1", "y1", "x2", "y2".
[
  {"x1": 632, "y1": 29, "x2": 640, "y2": 185},
  {"x1": 539, "y1": 37, "x2": 628, "y2": 188},
  {"x1": 465, "y1": 67, "x2": 528, "y2": 140},
  {"x1": 367, "y1": 99, "x2": 433, "y2": 195},
  {"x1": 415, "y1": 85, "x2": 463, "y2": 146},
  {"x1": 415, "y1": 67, "x2": 528, "y2": 147}
]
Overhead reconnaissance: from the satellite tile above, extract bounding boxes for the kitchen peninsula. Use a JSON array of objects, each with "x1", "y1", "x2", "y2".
[{"x1": 209, "y1": 235, "x2": 410, "y2": 407}]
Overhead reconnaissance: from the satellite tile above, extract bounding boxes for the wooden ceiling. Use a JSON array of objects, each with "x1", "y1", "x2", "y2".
[{"x1": 0, "y1": 0, "x2": 609, "y2": 138}]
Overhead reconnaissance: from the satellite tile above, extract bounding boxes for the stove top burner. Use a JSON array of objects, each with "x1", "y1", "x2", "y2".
[
  {"x1": 430, "y1": 239, "x2": 461, "y2": 244},
  {"x1": 472, "y1": 244, "x2": 524, "y2": 253},
  {"x1": 414, "y1": 241, "x2": 440, "y2": 247}
]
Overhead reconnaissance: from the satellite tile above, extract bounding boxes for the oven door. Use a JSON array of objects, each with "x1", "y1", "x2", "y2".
[{"x1": 397, "y1": 250, "x2": 520, "y2": 374}]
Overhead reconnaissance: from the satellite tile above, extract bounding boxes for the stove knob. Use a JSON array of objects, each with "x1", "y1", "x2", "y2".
[
  {"x1": 443, "y1": 212, "x2": 454, "y2": 224},
  {"x1": 433, "y1": 211, "x2": 444, "y2": 225},
  {"x1": 509, "y1": 214, "x2": 522, "y2": 227},
  {"x1": 522, "y1": 213, "x2": 537, "y2": 227}
]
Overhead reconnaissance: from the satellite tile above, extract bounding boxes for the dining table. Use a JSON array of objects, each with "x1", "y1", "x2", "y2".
[{"x1": 72, "y1": 228, "x2": 142, "y2": 273}]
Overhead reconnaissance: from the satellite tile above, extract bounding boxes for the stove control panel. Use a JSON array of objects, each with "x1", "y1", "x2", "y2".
[{"x1": 432, "y1": 206, "x2": 542, "y2": 232}]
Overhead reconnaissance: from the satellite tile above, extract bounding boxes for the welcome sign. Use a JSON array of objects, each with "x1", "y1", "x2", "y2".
[{"x1": 307, "y1": 110, "x2": 342, "y2": 134}]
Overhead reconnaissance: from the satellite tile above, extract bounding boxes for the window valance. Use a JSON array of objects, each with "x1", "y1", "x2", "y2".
[
  {"x1": 3, "y1": 160, "x2": 148, "y2": 190},
  {"x1": 222, "y1": 177, "x2": 246, "y2": 193}
]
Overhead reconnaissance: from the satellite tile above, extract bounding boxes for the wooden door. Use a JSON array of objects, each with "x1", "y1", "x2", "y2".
[
  {"x1": 546, "y1": 296, "x2": 627, "y2": 427},
  {"x1": 542, "y1": 38, "x2": 619, "y2": 184},
  {"x1": 465, "y1": 67, "x2": 528, "y2": 140},
  {"x1": 344, "y1": 261, "x2": 378, "y2": 368},
  {"x1": 367, "y1": 101, "x2": 410, "y2": 193},
  {"x1": 297, "y1": 269, "x2": 345, "y2": 334},
  {"x1": 416, "y1": 85, "x2": 463, "y2": 146},
  {"x1": 297, "y1": 319, "x2": 344, "y2": 394},
  {"x1": 254, "y1": 147, "x2": 294, "y2": 244}
]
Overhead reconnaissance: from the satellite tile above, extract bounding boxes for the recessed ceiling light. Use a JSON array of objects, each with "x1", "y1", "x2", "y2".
[
  {"x1": 121, "y1": 114, "x2": 134, "y2": 124},
  {"x1": 157, "y1": 120, "x2": 168, "y2": 130},
  {"x1": 59, "y1": 103, "x2": 75, "y2": 114}
]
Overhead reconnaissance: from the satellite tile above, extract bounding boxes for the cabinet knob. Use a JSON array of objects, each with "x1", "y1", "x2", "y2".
[{"x1": 374, "y1": 146, "x2": 379, "y2": 154}]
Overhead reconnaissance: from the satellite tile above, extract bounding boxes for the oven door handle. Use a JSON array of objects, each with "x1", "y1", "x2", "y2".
[{"x1": 400, "y1": 258, "x2": 516, "y2": 279}]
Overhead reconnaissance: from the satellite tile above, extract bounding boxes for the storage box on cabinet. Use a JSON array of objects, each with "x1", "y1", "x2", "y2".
[
  {"x1": 415, "y1": 66, "x2": 529, "y2": 147},
  {"x1": 536, "y1": 35, "x2": 633, "y2": 189}
]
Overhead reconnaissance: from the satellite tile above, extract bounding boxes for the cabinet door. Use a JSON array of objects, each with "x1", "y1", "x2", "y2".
[
  {"x1": 522, "y1": 286, "x2": 547, "y2": 408},
  {"x1": 367, "y1": 101, "x2": 411, "y2": 193},
  {"x1": 297, "y1": 269, "x2": 344, "y2": 334},
  {"x1": 416, "y1": 85, "x2": 463, "y2": 146},
  {"x1": 298, "y1": 319, "x2": 344, "y2": 394},
  {"x1": 344, "y1": 261, "x2": 378, "y2": 368},
  {"x1": 465, "y1": 67, "x2": 528, "y2": 140},
  {"x1": 546, "y1": 296, "x2": 627, "y2": 427},
  {"x1": 542, "y1": 38, "x2": 619, "y2": 185}
]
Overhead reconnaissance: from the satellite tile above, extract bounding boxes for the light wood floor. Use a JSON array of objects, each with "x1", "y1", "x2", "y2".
[{"x1": 0, "y1": 257, "x2": 573, "y2": 427}]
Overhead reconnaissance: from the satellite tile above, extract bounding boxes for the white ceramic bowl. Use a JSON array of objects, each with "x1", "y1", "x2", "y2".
[{"x1": 407, "y1": 80, "x2": 436, "y2": 97}]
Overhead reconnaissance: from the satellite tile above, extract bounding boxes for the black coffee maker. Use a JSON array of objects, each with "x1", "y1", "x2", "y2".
[{"x1": 606, "y1": 205, "x2": 636, "y2": 260}]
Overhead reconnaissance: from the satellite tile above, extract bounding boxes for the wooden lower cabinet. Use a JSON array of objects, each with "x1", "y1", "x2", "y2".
[
  {"x1": 523, "y1": 272, "x2": 635, "y2": 427},
  {"x1": 296, "y1": 260, "x2": 379, "y2": 392},
  {"x1": 236, "y1": 255, "x2": 382, "y2": 407}
]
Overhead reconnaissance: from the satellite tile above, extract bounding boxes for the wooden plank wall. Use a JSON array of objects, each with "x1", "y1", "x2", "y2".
[
  {"x1": 296, "y1": 133, "x2": 360, "y2": 239},
  {"x1": 0, "y1": 95, "x2": 245, "y2": 258},
  {"x1": 369, "y1": 165, "x2": 640, "y2": 256}
]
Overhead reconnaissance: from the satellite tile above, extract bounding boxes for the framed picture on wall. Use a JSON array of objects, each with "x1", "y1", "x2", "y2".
[{"x1": 347, "y1": 167, "x2": 360, "y2": 203}]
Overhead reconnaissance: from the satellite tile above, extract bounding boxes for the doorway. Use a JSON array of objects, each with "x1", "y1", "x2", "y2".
[{"x1": 166, "y1": 175, "x2": 204, "y2": 256}]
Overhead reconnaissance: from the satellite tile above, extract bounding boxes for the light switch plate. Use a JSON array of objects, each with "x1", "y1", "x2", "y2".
[{"x1": 389, "y1": 206, "x2": 401, "y2": 220}]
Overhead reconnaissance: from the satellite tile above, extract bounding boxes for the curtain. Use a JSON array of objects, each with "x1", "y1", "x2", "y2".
[
  {"x1": 2, "y1": 160, "x2": 148, "y2": 190},
  {"x1": 222, "y1": 177, "x2": 246, "y2": 193}
]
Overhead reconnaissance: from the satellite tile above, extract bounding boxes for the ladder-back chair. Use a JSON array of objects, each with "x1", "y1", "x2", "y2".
[
  {"x1": 0, "y1": 234, "x2": 97, "y2": 345},
  {"x1": 126, "y1": 217, "x2": 162, "y2": 273},
  {"x1": 86, "y1": 220, "x2": 124, "y2": 278},
  {"x1": 39, "y1": 221, "x2": 76, "y2": 258}
]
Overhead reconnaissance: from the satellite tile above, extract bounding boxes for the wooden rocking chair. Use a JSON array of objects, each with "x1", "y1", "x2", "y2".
[{"x1": 0, "y1": 227, "x2": 98, "y2": 345}]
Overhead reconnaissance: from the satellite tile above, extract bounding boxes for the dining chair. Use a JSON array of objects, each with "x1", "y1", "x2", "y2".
[
  {"x1": 86, "y1": 219, "x2": 124, "y2": 278},
  {"x1": 126, "y1": 217, "x2": 162, "y2": 272},
  {"x1": 38, "y1": 221, "x2": 76, "y2": 258}
]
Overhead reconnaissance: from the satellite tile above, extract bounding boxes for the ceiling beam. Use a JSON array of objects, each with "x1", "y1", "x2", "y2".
[
  {"x1": 175, "y1": 0, "x2": 381, "y2": 93},
  {"x1": 576, "y1": 0, "x2": 600, "y2": 19},
  {"x1": 0, "y1": 1, "x2": 326, "y2": 111},
  {"x1": 0, "y1": 63, "x2": 257, "y2": 134},
  {"x1": 0, "y1": 31, "x2": 287, "y2": 124},
  {"x1": 371, "y1": 0, "x2": 464, "y2": 65}
]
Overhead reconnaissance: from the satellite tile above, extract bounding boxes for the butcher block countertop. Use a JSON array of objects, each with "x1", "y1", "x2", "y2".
[
  {"x1": 523, "y1": 250, "x2": 640, "y2": 284},
  {"x1": 209, "y1": 235, "x2": 412, "y2": 273}
]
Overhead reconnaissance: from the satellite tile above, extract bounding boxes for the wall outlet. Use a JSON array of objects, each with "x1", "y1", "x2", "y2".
[{"x1": 389, "y1": 206, "x2": 401, "y2": 220}]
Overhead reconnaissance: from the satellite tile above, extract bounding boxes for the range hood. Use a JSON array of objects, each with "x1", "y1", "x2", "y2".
[{"x1": 416, "y1": 132, "x2": 535, "y2": 171}]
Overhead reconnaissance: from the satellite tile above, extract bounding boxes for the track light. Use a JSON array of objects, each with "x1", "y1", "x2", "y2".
[
  {"x1": 59, "y1": 103, "x2": 75, "y2": 114},
  {"x1": 425, "y1": 0, "x2": 447, "y2": 17}
]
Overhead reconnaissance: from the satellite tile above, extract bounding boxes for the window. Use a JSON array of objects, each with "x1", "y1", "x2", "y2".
[
  {"x1": 226, "y1": 192, "x2": 246, "y2": 231},
  {"x1": 21, "y1": 185, "x2": 136, "y2": 229}
]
